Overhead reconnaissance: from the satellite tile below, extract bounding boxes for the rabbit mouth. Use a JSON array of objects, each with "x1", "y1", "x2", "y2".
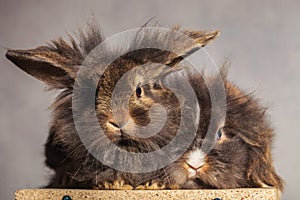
[
  {"x1": 112, "y1": 132, "x2": 145, "y2": 151},
  {"x1": 185, "y1": 163, "x2": 205, "y2": 179},
  {"x1": 114, "y1": 133, "x2": 136, "y2": 145},
  {"x1": 115, "y1": 137, "x2": 138, "y2": 147},
  {"x1": 186, "y1": 165, "x2": 199, "y2": 178},
  {"x1": 185, "y1": 148, "x2": 205, "y2": 178}
]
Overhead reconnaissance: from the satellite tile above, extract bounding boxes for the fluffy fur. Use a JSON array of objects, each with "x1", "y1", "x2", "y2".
[{"x1": 6, "y1": 23, "x2": 283, "y2": 191}]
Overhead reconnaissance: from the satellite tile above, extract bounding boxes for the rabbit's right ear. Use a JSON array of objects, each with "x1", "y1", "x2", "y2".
[
  {"x1": 126, "y1": 28, "x2": 219, "y2": 68},
  {"x1": 162, "y1": 29, "x2": 220, "y2": 67},
  {"x1": 6, "y1": 46, "x2": 81, "y2": 89}
]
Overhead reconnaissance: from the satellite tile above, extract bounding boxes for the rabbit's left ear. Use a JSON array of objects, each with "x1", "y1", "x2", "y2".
[{"x1": 247, "y1": 146, "x2": 284, "y2": 191}]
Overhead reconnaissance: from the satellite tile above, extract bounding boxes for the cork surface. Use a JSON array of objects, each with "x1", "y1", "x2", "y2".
[{"x1": 15, "y1": 188, "x2": 279, "y2": 200}]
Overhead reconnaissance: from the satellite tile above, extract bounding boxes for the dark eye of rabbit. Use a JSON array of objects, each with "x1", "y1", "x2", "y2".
[
  {"x1": 217, "y1": 127, "x2": 223, "y2": 140},
  {"x1": 135, "y1": 86, "x2": 142, "y2": 98}
]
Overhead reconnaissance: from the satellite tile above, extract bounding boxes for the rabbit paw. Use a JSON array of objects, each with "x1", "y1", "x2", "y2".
[
  {"x1": 96, "y1": 180, "x2": 134, "y2": 190},
  {"x1": 135, "y1": 181, "x2": 166, "y2": 190}
]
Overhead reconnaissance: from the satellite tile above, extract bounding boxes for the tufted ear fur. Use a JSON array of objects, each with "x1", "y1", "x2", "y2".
[
  {"x1": 6, "y1": 24, "x2": 218, "y2": 89},
  {"x1": 165, "y1": 28, "x2": 220, "y2": 66},
  {"x1": 6, "y1": 41, "x2": 83, "y2": 89},
  {"x1": 247, "y1": 145, "x2": 284, "y2": 191},
  {"x1": 124, "y1": 27, "x2": 220, "y2": 67},
  {"x1": 224, "y1": 80, "x2": 284, "y2": 191},
  {"x1": 6, "y1": 23, "x2": 103, "y2": 89}
]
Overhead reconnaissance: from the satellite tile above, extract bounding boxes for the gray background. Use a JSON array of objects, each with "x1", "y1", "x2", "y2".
[{"x1": 0, "y1": 0, "x2": 299, "y2": 199}]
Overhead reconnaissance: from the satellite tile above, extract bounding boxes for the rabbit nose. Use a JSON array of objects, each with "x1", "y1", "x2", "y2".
[
  {"x1": 108, "y1": 120, "x2": 129, "y2": 129},
  {"x1": 111, "y1": 109, "x2": 130, "y2": 128},
  {"x1": 186, "y1": 148, "x2": 205, "y2": 170},
  {"x1": 109, "y1": 120, "x2": 120, "y2": 129}
]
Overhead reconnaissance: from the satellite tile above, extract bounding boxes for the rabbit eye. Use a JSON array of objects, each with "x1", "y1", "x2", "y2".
[
  {"x1": 217, "y1": 127, "x2": 223, "y2": 140},
  {"x1": 135, "y1": 86, "x2": 142, "y2": 98}
]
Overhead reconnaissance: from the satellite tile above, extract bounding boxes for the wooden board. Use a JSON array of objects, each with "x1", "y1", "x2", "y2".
[{"x1": 15, "y1": 188, "x2": 280, "y2": 200}]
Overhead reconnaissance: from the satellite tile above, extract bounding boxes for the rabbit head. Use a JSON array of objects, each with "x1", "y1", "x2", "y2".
[{"x1": 161, "y1": 71, "x2": 284, "y2": 191}]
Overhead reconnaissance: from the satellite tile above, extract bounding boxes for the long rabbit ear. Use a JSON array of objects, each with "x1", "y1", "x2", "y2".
[
  {"x1": 247, "y1": 146, "x2": 284, "y2": 191},
  {"x1": 6, "y1": 39, "x2": 83, "y2": 89},
  {"x1": 166, "y1": 28, "x2": 220, "y2": 65},
  {"x1": 125, "y1": 27, "x2": 219, "y2": 67}
]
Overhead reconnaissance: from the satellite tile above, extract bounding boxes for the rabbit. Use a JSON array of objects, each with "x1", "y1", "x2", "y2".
[
  {"x1": 155, "y1": 71, "x2": 284, "y2": 191},
  {"x1": 5, "y1": 22, "x2": 283, "y2": 191}
]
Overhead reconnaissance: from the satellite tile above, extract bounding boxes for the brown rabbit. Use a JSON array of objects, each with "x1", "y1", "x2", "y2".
[
  {"x1": 157, "y1": 70, "x2": 284, "y2": 190},
  {"x1": 6, "y1": 23, "x2": 283, "y2": 191}
]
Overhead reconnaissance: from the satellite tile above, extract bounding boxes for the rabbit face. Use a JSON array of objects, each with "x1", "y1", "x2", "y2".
[
  {"x1": 96, "y1": 65, "x2": 181, "y2": 152},
  {"x1": 89, "y1": 59, "x2": 181, "y2": 153},
  {"x1": 167, "y1": 128, "x2": 250, "y2": 189}
]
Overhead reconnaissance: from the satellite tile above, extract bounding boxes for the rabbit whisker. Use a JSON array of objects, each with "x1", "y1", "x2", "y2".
[{"x1": 71, "y1": 166, "x2": 82, "y2": 182}]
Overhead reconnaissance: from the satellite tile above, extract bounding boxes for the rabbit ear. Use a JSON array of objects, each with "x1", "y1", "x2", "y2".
[
  {"x1": 165, "y1": 29, "x2": 220, "y2": 66},
  {"x1": 247, "y1": 146, "x2": 284, "y2": 191},
  {"x1": 125, "y1": 28, "x2": 219, "y2": 68},
  {"x1": 6, "y1": 44, "x2": 81, "y2": 89}
]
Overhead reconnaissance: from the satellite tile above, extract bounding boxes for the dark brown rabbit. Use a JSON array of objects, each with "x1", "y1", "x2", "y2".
[
  {"x1": 6, "y1": 23, "x2": 283, "y2": 191},
  {"x1": 158, "y1": 71, "x2": 284, "y2": 190}
]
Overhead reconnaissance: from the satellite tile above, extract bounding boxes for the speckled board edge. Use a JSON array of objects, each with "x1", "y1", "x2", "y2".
[{"x1": 15, "y1": 188, "x2": 279, "y2": 200}]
